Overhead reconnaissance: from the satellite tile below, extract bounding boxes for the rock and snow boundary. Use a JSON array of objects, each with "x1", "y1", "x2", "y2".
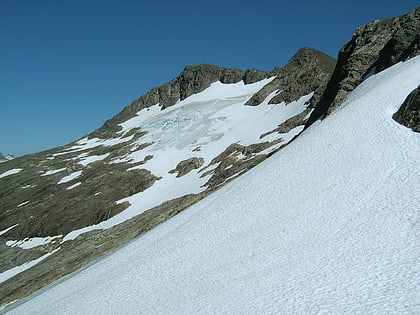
[{"x1": 6, "y1": 58, "x2": 420, "y2": 313}]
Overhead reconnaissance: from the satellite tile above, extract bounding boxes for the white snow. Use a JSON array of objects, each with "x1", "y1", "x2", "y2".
[
  {"x1": 62, "y1": 78, "x2": 312, "y2": 242},
  {"x1": 0, "y1": 224, "x2": 19, "y2": 236},
  {"x1": 0, "y1": 249, "x2": 60, "y2": 284},
  {"x1": 66, "y1": 182, "x2": 81, "y2": 190},
  {"x1": 8, "y1": 57, "x2": 420, "y2": 314},
  {"x1": 57, "y1": 171, "x2": 82, "y2": 184},
  {"x1": 40, "y1": 168, "x2": 66, "y2": 176},
  {"x1": 0, "y1": 168, "x2": 22, "y2": 179},
  {"x1": 74, "y1": 153, "x2": 110, "y2": 166},
  {"x1": 5, "y1": 235, "x2": 62, "y2": 250}
]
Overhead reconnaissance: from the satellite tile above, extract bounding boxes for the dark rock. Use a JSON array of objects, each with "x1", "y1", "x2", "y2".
[
  {"x1": 243, "y1": 68, "x2": 269, "y2": 84},
  {"x1": 306, "y1": 8, "x2": 420, "y2": 128},
  {"x1": 246, "y1": 47, "x2": 336, "y2": 106},
  {"x1": 169, "y1": 157, "x2": 204, "y2": 177},
  {"x1": 393, "y1": 85, "x2": 420, "y2": 132}
]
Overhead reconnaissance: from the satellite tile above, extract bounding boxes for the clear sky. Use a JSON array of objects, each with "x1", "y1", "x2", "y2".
[{"x1": 1, "y1": 1, "x2": 418, "y2": 157}]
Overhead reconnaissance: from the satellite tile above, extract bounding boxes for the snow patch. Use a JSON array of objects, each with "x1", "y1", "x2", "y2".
[
  {"x1": 40, "y1": 168, "x2": 66, "y2": 176},
  {"x1": 0, "y1": 224, "x2": 19, "y2": 236},
  {"x1": 6, "y1": 235, "x2": 62, "y2": 249},
  {"x1": 58, "y1": 171, "x2": 82, "y2": 184},
  {"x1": 66, "y1": 182, "x2": 81, "y2": 190},
  {"x1": 0, "y1": 168, "x2": 22, "y2": 179}
]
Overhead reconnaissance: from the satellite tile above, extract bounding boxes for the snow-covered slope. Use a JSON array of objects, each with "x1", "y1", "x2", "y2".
[{"x1": 6, "y1": 57, "x2": 420, "y2": 314}]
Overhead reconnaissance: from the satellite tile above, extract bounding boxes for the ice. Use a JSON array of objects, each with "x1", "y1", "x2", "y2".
[{"x1": 8, "y1": 57, "x2": 420, "y2": 314}]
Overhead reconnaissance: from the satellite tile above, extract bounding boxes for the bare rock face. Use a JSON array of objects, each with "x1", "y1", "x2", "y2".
[
  {"x1": 245, "y1": 47, "x2": 336, "y2": 106},
  {"x1": 393, "y1": 85, "x2": 420, "y2": 132},
  {"x1": 169, "y1": 157, "x2": 204, "y2": 177},
  {"x1": 306, "y1": 8, "x2": 420, "y2": 127}
]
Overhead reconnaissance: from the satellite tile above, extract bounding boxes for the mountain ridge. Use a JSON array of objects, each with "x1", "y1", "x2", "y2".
[{"x1": 93, "y1": 47, "x2": 335, "y2": 138}]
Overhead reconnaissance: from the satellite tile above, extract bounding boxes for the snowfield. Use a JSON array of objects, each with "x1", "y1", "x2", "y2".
[{"x1": 5, "y1": 57, "x2": 420, "y2": 314}]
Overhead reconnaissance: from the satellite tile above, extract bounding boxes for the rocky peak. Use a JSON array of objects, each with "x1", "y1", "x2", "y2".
[
  {"x1": 245, "y1": 47, "x2": 336, "y2": 106},
  {"x1": 305, "y1": 8, "x2": 420, "y2": 127}
]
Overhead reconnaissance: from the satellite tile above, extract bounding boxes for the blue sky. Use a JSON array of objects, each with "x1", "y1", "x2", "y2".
[{"x1": 1, "y1": 1, "x2": 418, "y2": 157}]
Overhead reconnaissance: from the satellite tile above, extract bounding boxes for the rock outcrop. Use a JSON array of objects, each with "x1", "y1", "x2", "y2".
[
  {"x1": 305, "y1": 7, "x2": 420, "y2": 127},
  {"x1": 393, "y1": 85, "x2": 420, "y2": 132}
]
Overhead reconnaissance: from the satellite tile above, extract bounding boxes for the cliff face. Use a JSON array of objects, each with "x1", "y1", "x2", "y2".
[
  {"x1": 245, "y1": 47, "x2": 336, "y2": 106},
  {"x1": 306, "y1": 7, "x2": 420, "y2": 127}
]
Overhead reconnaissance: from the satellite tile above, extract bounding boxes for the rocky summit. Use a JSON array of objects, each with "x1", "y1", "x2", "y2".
[{"x1": 0, "y1": 7, "x2": 419, "y2": 310}]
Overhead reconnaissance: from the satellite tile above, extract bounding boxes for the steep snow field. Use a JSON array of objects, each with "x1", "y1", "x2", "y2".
[{"x1": 6, "y1": 57, "x2": 420, "y2": 314}]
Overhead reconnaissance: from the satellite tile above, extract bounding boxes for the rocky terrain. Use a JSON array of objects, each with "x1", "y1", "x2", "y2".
[
  {"x1": 1, "y1": 7, "x2": 419, "y2": 309},
  {"x1": 393, "y1": 85, "x2": 420, "y2": 132}
]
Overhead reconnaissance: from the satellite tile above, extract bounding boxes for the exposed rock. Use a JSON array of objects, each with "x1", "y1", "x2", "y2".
[
  {"x1": 169, "y1": 157, "x2": 204, "y2": 177},
  {"x1": 306, "y1": 8, "x2": 420, "y2": 127},
  {"x1": 246, "y1": 48, "x2": 336, "y2": 106},
  {"x1": 393, "y1": 85, "x2": 420, "y2": 132},
  {"x1": 201, "y1": 140, "x2": 283, "y2": 189}
]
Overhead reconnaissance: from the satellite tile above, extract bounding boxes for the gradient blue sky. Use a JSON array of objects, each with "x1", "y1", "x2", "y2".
[{"x1": 1, "y1": 1, "x2": 418, "y2": 157}]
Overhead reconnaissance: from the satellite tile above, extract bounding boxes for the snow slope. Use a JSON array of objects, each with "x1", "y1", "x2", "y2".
[{"x1": 6, "y1": 57, "x2": 420, "y2": 314}]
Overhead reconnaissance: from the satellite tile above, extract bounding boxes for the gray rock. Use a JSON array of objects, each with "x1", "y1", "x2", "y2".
[
  {"x1": 393, "y1": 85, "x2": 420, "y2": 132},
  {"x1": 245, "y1": 47, "x2": 336, "y2": 106},
  {"x1": 169, "y1": 157, "x2": 204, "y2": 177}
]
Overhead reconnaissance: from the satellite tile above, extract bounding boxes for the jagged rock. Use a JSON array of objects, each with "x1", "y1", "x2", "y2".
[
  {"x1": 306, "y1": 8, "x2": 420, "y2": 127},
  {"x1": 393, "y1": 85, "x2": 420, "y2": 132},
  {"x1": 169, "y1": 157, "x2": 204, "y2": 177},
  {"x1": 246, "y1": 48, "x2": 336, "y2": 106}
]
